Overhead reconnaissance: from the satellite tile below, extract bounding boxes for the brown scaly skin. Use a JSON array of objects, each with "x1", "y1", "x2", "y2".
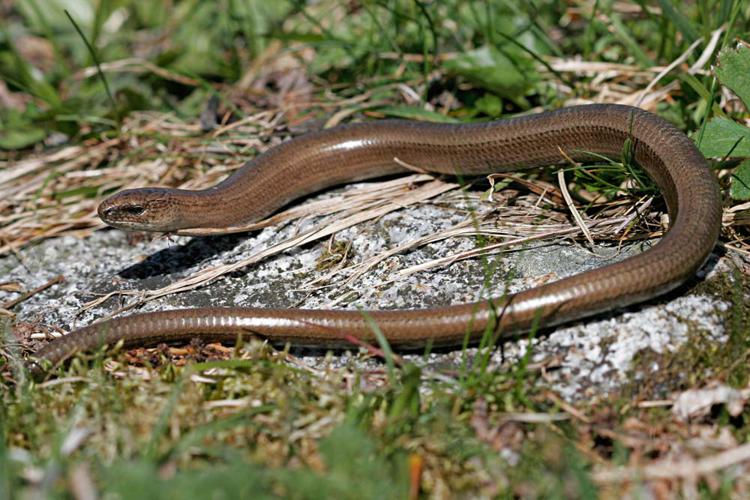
[{"x1": 29, "y1": 104, "x2": 722, "y2": 378}]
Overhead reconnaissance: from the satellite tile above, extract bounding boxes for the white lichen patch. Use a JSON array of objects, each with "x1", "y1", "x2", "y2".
[{"x1": 524, "y1": 294, "x2": 728, "y2": 401}]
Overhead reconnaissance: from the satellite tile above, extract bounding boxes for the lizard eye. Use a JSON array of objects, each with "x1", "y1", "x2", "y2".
[
  {"x1": 102, "y1": 205, "x2": 145, "y2": 218},
  {"x1": 121, "y1": 205, "x2": 146, "y2": 216}
]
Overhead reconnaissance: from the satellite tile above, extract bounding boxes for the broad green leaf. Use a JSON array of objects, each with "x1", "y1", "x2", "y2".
[
  {"x1": 715, "y1": 44, "x2": 750, "y2": 110},
  {"x1": 443, "y1": 45, "x2": 536, "y2": 105},
  {"x1": 730, "y1": 159, "x2": 750, "y2": 201},
  {"x1": 375, "y1": 105, "x2": 459, "y2": 123},
  {"x1": 0, "y1": 125, "x2": 46, "y2": 150},
  {"x1": 697, "y1": 117, "x2": 750, "y2": 157},
  {"x1": 474, "y1": 93, "x2": 504, "y2": 117}
]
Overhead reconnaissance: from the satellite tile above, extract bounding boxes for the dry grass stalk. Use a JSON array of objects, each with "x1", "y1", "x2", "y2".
[
  {"x1": 592, "y1": 442, "x2": 750, "y2": 483},
  {"x1": 1, "y1": 275, "x2": 64, "y2": 311}
]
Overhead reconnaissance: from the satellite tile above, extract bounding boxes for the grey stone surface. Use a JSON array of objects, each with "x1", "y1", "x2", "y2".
[{"x1": 1, "y1": 184, "x2": 728, "y2": 400}]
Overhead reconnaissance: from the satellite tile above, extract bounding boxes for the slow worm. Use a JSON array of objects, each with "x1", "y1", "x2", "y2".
[{"x1": 29, "y1": 104, "x2": 722, "y2": 375}]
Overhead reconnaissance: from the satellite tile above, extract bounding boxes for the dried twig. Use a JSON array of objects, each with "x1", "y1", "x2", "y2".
[
  {"x1": 593, "y1": 442, "x2": 750, "y2": 483},
  {"x1": 1, "y1": 275, "x2": 64, "y2": 310},
  {"x1": 557, "y1": 168, "x2": 595, "y2": 247}
]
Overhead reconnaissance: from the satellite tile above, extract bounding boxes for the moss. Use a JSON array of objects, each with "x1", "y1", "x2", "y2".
[
  {"x1": 623, "y1": 265, "x2": 750, "y2": 401},
  {"x1": 315, "y1": 238, "x2": 355, "y2": 272}
]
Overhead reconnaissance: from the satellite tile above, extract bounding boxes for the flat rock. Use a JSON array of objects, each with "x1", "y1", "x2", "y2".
[{"x1": 1, "y1": 183, "x2": 729, "y2": 401}]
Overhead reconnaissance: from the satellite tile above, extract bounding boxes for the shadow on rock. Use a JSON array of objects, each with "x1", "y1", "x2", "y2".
[{"x1": 118, "y1": 234, "x2": 249, "y2": 280}]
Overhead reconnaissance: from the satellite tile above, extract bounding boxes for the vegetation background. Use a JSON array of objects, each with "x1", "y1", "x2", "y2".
[{"x1": 2, "y1": 0, "x2": 750, "y2": 497}]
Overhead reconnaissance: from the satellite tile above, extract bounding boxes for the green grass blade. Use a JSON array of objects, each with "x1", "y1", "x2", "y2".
[
  {"x1": 63, "y1": 9, "x2": 118, "y2": 122},
  {"x1": 656, "y1": 0, "x2": 699, "y2": 42}
]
